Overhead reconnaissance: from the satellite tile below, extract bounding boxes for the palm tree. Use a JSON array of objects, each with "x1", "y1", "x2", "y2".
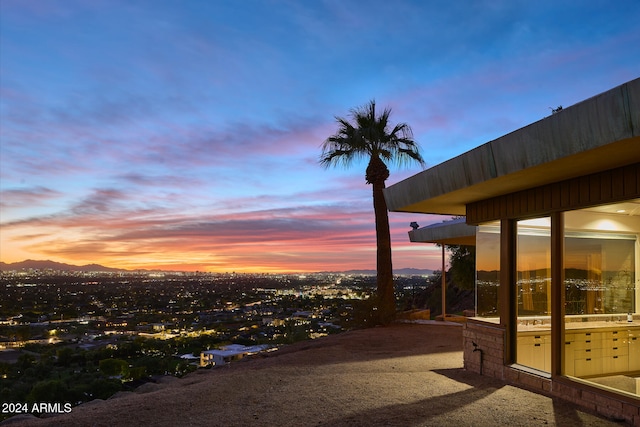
[{"x1": 320, "y1": 100, "x2": 425, "y2": 324}]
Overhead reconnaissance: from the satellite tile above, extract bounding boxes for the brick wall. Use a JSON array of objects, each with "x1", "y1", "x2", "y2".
[
  {"x1": 463, "y1": 320, "x2": 640, "y2": 426},
  {"x1": 463, "y1": 320, "x2": 505, "y2": 380}
]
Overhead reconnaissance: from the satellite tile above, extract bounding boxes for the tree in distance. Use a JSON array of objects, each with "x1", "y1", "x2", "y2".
[{"x1": 320, "y1": 100, "x2": 425, "y2": 324}]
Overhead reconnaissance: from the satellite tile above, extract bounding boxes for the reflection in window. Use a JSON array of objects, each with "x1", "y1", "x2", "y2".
[
  {"x1": 516, "y1": 217, "x2": 551, "y2": 372},
  {"x1": 563, "y1": 205, "x2": 639, "y2": 398},
  {"x1": 517, "y1": 220, "x2": 551, "y2": 317},
  {"x1": 476, "y1": 223, "x2": 500, "y2": 317},
  {"x1": 565, "y1": 233, "x2": 636, "y2": 315}
]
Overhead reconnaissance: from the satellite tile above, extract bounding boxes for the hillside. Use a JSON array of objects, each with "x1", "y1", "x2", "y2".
[{"x1": 2, "y1": 323, "x2": 618, "y2": 427}]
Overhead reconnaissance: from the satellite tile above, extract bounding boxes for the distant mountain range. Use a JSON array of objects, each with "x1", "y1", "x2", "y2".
[
  {"x1": 0, "y1": 260, "x2": 434, "y2": 276},
  {"x1": 0, "y1": 259, "x2": 125, "y2": 272},
  {"x1": 338, "y1": 268, "x2": 435, "y2": 276}
]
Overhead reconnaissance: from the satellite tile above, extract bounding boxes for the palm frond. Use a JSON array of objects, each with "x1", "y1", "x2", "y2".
[{"x1": 320, "y1": 99, "x2": 425, "y2": 172}]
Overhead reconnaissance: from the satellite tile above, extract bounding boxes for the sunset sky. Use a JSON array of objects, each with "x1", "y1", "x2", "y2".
[{"x1": 1, "y1": 1, "x2": 639, "y2": 273}]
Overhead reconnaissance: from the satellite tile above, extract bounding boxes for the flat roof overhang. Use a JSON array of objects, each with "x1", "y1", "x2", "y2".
[
  {"x1": 409, "y1": 218, "x2": 476, "y2": 245},
  {"x1": 384, "y1": 78, "x2": 640, "y2": 216}
]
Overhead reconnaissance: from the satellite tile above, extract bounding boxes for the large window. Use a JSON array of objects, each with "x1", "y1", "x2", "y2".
[
  {"x1": 565, "y1": 232, "x2": 635, "y2": 315},
  {"x1": 476, "y1": 222, "x2": 500, "y2": 318},
  {"x1": 565, "y1": 205, "x2": 638, "y2": 318},
  {"x1": 516, "y1": 217, "x2": 551, "y2": 372},
  {"x1": 563, "y1": 202, "x2": 639, "y2": 397},
  {"x1": 517, "y1": 218, "x2": 551, "y2": 317},
  {"x1": 474, "y1": 200, "x2": 640, "y2": 391}
]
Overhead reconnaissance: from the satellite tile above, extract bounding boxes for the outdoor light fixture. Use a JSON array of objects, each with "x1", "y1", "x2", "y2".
[{"x1": 410, "y1": 222, "x2": 419, "y2": 230}]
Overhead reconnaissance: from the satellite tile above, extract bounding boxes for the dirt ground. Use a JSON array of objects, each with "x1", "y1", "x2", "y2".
[{"x1": 2, "y1": 323, "x2": 627, "y2": 427}]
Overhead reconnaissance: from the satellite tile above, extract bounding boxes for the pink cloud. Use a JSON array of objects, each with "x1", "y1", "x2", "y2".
[
  {"x1": 2, "y1": 186, "x2": 447, "y2": 272},
  {"x1": 0, "y1": 186, "x2": 62, "y2": 209}
]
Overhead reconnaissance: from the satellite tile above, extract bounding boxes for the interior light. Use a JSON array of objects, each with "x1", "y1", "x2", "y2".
[
  {"x1": 594, "y1": 219, "x2": 621, "y2": 231},
  {"x1": 616, "y1": 209, "x2": 626, "y2": 213}
]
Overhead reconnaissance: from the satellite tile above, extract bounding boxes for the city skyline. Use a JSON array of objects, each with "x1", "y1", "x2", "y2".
[{"x1": 1, "y1": 1, "x2": 639, "y2": 273}]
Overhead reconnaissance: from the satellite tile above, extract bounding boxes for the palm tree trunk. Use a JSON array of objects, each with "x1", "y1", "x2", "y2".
[
  {"x1": 367, "y1": 155, "x2": 395, "y2": 324},
  {"x1": 372, "y1": 180, "x2": 395, "y2": 324}
]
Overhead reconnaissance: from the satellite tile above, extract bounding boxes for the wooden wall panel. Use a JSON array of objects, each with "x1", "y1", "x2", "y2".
[
  {"x1": 589, "y1": 174, "x2": 600, "y2": 202},
  {"x1": 466, "y1": 163, "x2": 640, "y2": 224},
  {"x1": 578, "y1": 176, "x2": 590, "y2": 206},
  {"x1": 569, "y1": 179, "x2": 580, "y2": 207},
  {"x1": 600, "y1": 172, "x2": 612, "y2": 200},
  {"x1": 625, "y1": 165, "x2": 638, "y2": 196},
  {"x1": 612, "y1": 167, "x2": 625, "y2": 199}
]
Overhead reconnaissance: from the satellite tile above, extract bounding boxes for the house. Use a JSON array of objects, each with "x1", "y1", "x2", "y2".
[
  {"x1": 200, "y1": 344, "x2": 270, "y2": 367},
  {"x1": 384, "y1": 78, "x2": 640, "y2": 424}
]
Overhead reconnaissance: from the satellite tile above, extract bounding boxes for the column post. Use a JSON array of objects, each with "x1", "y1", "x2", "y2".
[
  {"x1": 551, "y1": 211, "x2": 565, "y2": 377},
  {"x1": 500, "y1": 219, "x2": 517, "y2": 364},
  {"x1": 442, "y1": 244, "x2": 446, "y2": 319}
]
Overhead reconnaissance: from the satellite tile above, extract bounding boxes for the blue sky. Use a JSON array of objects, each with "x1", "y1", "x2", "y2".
[{"x1": 1, "y1": 0, "x2": 639, "y2": 272}]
